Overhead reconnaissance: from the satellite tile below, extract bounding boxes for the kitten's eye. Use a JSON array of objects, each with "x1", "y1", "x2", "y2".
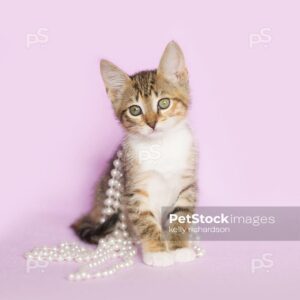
[
  {"x1": 129, "y1": 105, "x2": 142, "y2": 116},
  {"x1": 158, "y1": 98, "x2": 171, "y2": 110}
]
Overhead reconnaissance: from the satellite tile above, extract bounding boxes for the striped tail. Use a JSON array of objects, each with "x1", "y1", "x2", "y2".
[{"x1": 71, "y1": 213, "x2": 119, "y2": 244}]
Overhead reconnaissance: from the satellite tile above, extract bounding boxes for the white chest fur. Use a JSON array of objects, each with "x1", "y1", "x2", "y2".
[{"x1": 126, "y1": 124, "x2": 194, "y2": 212}]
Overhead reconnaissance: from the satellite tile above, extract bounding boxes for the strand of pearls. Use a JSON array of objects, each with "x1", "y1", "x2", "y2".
[
  {"x1": 24, "y1": 148, "x2": 204, "y2": 281},
  {"x1": 100, "y1": 149, "x2": 124, "y2": 221},
  {"x1": 25, "y1": 149, "x2": 136, "y2": 281}
]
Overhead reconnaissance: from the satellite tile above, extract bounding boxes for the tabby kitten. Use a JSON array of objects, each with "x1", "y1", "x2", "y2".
[{"x1": 72, "y1": 41, "x2": 198, "y2": 267}]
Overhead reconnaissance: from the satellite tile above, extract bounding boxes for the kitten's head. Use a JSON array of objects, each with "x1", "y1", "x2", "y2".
[{"x1": 100, "y1": 41, "x2": 189, "y2": 137}]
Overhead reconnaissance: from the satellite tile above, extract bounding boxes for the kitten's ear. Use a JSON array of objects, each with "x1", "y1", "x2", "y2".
[
  {"x1": 100, "y1": 59, "x2": 131, "y2": 99},
  {"x1": 157, "y1": 41, "x2": 188, "y2": 84}
]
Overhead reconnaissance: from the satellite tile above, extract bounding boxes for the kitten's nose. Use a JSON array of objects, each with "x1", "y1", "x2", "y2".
[{"x1": 146, "y1": 120, "x2": 157, "y2": 130}]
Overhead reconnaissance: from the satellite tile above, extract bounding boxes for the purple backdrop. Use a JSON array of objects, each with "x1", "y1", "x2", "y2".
[{"x1": 1, "y1": 0, "x2": 299, "y2": 299}]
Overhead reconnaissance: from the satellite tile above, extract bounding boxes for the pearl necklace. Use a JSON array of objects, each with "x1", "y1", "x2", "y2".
[{"x1": 25, "y1": 149, "x2": 204, "y2": 281}]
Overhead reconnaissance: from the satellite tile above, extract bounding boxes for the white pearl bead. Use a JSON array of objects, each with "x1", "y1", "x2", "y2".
[
  {"x1": 113, "y1": 202, "x2": 120, "y2": 209},
  {"x1": 115, "y1": 182, "x2": 121, "y2": 189},
  {"x1": 105, "y1": 208, "x2": 114, "y2": 215},
  {"x1": 68, "y1": 274, "x2": 75, "y2": 281},
  {"x1": 104, "y1": 198, "x2": 113, "y2": 206},
  {"x1": 114, "y1": 191, "x2": 121, "y2": 199},
  {"x1": 113, "y1": 230, "x2": 120, "y2": 236},
  {"x1": 120, "y1": 223, "x2": 127, "y2": 230},
  {"x1": 113, "y1": 160, "x2": 121, "y2": 169},
  {"x1": 117, "y1": 150, "x2": 123, "y2": 158},
  {"x1": 108, "y1": 179, "x2": 116, "y2": 187},
  {"x1": 111, "y1": 169, "x2": 118, "y2": 177},
  {"x1": 108, "y1": 238, "x2": 115, "y2": 244},
  {"x1": 106, "y1": 189, "x2": 114, "y2": 197}
]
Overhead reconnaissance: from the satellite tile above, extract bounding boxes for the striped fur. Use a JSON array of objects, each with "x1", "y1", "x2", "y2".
[{"x1": 72, "y1": 41, "x2": 198, "y2": 266}]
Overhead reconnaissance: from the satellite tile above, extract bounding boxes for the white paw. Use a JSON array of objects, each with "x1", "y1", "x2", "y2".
[
  {"x1": 143, "y1": 251, "x2": 174, "y2": 267},
  {"x1": 172, "y1": 247, "x2": 196, "y2": 263}
]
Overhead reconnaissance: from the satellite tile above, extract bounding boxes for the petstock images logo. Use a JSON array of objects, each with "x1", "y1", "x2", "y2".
[{"x1": 163, "y1": 207, "x2": 300, "y2": 241}]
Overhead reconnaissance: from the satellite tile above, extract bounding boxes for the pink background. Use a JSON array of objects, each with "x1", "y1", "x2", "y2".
[{"x1": 1, "y1": 0, "x2": 299, "y2": 299}]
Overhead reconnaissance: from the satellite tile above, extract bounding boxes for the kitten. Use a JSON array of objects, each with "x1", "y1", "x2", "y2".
[{"x1": 72, "y1": 41, "x2": 198, "y2": 267}]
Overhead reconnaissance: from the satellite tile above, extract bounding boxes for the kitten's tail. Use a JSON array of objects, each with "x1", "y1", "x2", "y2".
[{"x1": 71, "y1": 212, "x2": 119, "y2": 244}]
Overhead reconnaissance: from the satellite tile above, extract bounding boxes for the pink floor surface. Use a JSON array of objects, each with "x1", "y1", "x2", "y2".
[{"x1": 1, "y1": 212, "x2": 298, "y2": 300}]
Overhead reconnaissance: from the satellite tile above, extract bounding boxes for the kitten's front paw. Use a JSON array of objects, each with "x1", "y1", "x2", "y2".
[
  {"x1": 172, "y1": 247, "x2": 196, "y2": 263},
  {"x1": 143, "y1": 251, "x2": 174, "y2": 267}
]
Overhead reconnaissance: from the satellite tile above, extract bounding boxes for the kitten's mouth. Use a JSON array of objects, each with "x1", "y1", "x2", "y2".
[
  {"x1": 148, "y1": 128, "x2": 164, "y2": 137},
  {"x1": 149, "y1": 127, "x2": 159, "y2": 133},
  {"x1": 147, "y1": 126, "x2": 158, "y2": 133}
]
